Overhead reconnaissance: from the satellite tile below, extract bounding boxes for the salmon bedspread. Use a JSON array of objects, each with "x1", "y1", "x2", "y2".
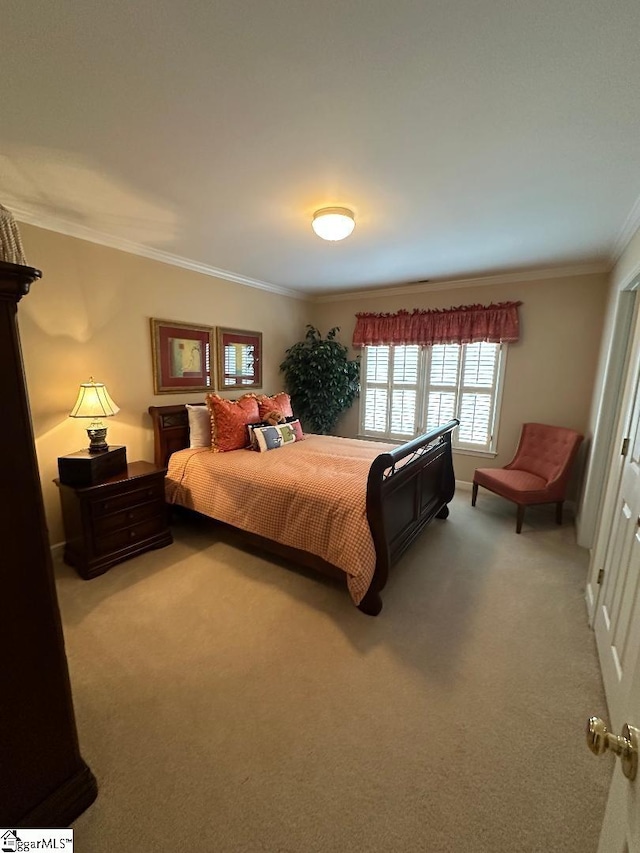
[{"x1": 165, "y1": 435, "x2": 395, "y2": 605}]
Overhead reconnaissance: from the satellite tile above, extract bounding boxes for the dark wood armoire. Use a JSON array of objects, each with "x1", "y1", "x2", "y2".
[{"x1": 0, "y1": 260, "x2": 97, "y2": 826}]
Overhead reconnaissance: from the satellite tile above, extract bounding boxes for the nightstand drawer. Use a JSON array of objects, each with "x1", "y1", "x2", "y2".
[
  {"x1": 92, "y1": 500, "x2": 163, "y2": 536},
  {"x1": 90, "y1": 482, "x2": 164, "y2": 516},
  {"x1": 94, "y1": 515, "x2": 167, "y2": 556}
]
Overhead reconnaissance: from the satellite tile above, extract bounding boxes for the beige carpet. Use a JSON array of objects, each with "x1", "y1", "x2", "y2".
[{"x1": 56, "y1": 489, "x2": 612, "y2": 852}]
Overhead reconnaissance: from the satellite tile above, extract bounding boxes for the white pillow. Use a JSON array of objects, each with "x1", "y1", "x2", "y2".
[{"x1": 186, "y1": 404, "x2": 211, "y2": 448}]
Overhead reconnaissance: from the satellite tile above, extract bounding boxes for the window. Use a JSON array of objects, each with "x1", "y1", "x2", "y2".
[
  {"x1": 216, "y1": 328, "x2": 262, "y2": 390},
  {"x1": 223, "y1": 342, "x2": 255, "y2": 386},
  {"x1": 360, "y1": 342, "x2": 505, "y2": 453}
]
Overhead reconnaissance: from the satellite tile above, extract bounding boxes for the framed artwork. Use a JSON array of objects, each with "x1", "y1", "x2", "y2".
[
  {"x1": 216, "y1": 327, "x2": 262, "y2": 390},
  {"x1": 150, "y1": 318, "x2": 215, "y2": 394}
]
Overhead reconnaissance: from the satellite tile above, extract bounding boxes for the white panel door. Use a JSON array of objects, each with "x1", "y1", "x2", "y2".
[
  {"x1": 596, "y1": 627, "x2": 640, "y2": 853},
  {"x1": 587, "y1": 296, "x2": 640, "y2": 623},
  {"x1": 594, "y1": 367, "x2": 640, "y2": 728},
  {"x1": 593, "y1": 320, "x2": 640, "y2": 851}
]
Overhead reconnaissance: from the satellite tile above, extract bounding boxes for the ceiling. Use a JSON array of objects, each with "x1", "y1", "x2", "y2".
[{"x1": 2, "y1": 0, "x2": 640, "y2": 296}]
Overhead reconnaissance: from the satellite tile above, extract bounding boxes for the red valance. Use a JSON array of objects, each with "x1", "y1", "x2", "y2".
[{"x1": 352, "y1": 301, "x2": 522, "y2": 347}]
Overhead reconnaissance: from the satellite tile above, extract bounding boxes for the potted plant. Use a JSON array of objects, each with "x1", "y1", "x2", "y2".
[{"x1": 280, "y1": 325, "x2": 360, "y2": 434}]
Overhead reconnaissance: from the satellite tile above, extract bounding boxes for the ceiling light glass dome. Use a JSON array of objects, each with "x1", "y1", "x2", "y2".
[{"x1": 311, "y1": 207, "x2": 355, "y2": 241}]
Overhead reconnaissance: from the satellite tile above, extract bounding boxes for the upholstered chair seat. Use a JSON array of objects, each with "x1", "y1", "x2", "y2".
[{"x1": 472, "y1": 423, "x2": 583, "y2": 533}]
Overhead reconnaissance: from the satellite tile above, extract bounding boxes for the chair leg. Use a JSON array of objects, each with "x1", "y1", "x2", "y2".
[
  {"x1": 516, "y1": 505, "x2": 525, "y2": 534},
  {"x1": 556, "y1": 501, "x2": 563, "y2": 526},
  {"x1": 472, "y1": 482, "x2": 478, "y2": 506}
]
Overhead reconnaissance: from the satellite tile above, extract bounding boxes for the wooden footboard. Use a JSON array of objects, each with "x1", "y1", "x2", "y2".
[
  {"x1": 358, "y1": 419, "x2": 459, "y2": 615},
  {"x1": 148, "y1": 404, "x2": 458, "y2": 615}
]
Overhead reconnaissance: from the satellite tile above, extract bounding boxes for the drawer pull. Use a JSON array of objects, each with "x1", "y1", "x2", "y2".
[
  {"x1": 103, "y1": 502, "x2": 110, "y2": 511},
  {"x1": 127, "y1": 511, "x2": 134, "y2": 520},
  {"x1": 130, "y1": 530, "x2": 137, "y2": 539},
  {"x1": 147, "y1": 489, "x2": 154, "y2": 497}
]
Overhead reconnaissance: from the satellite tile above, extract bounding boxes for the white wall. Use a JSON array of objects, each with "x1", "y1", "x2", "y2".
[{"x1": 578, "y1": 227, "x2": 640, "y2": 548}]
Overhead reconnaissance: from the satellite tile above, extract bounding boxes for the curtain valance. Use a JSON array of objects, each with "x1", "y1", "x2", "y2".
[{"x1": 352, "y1": 301, "x2": 522, "y2": 347}]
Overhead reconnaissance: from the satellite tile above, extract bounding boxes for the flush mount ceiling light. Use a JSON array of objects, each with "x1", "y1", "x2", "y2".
[{"x1": 311, "y1": 207, "x2": 355, "y2": 241}]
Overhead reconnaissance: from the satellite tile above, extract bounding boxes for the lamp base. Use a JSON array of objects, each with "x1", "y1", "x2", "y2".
[{"x1": 87, "y1": 426, "x2": 108, "y2": 453}]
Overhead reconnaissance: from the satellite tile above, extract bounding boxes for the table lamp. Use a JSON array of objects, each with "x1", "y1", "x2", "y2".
[{"x1": 69, "y1": 378, "x2": 120, "y2": 453}]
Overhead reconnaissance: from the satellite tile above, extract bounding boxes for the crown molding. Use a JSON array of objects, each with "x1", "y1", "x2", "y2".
[
  {"x1": 311, "y1": 261, "x2": 612, "y2": 303},
  {"x1": 11, "y1": 205, "x2": 615, "y2": 304},
  {"x1": 613, "y1": 193, "x2": 640, "y2": 264},
  {"x1": 11, "y1": 206, "x2": 307, "y2": 301}
]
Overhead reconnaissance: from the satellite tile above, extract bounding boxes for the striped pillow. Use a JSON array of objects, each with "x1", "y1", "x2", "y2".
[{"x1": 252, "y1": 420, "x2": 304, "y2": 452}]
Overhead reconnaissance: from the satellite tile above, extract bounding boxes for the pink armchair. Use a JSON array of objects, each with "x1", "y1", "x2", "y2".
[{"x1": 471, "y1": 423, "x2": 583, "y2": 533}]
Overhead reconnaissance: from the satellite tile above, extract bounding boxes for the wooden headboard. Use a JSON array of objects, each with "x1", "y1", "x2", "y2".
[{"x1": 148, "y1": 403, "x2": 204, "y2": 468}]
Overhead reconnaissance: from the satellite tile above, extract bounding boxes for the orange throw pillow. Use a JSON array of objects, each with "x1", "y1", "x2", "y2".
[
  {"x1": 257, "y1": 392, "x2": 293, "y2": 421},
  {"x1": 206, "y1": 393, "x2": 260, "y2": 452}
]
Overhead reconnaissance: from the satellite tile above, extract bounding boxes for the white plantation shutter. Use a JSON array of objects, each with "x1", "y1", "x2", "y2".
[
  {"x1": 365, "y1": 346, "x2": 389, "y2": 384},
  {"x1": 364, "y1": 387, "x2": 388, "y2": 432},
  {"x1": 393, "y1": 345, "x2": 420, "y2": 384},
  {"x1": 224, "y1": 346, "x2": 236, "y2": 384},
  {"x1": 425, "y1": 345, "x2": 460, "y2": 432},
  {"x1": 456, "y1": 343, "x2": 500, "y2": 449},
  {"x1": 429, "y1": 344, "x2": 460, "y2": 386},
  {"x1": 458, "y1": 393, "x2": 493, "y2": 443},
  {"x1": 390, "y1": 346, "x2": 420, "y2": 437},
  {"x1": 424, "y1": 341, "x2": 501, "y2": 451},
  {"x1": 363, "y1": 347, "x2": 390, "y2": 433},
  {"x1": 426, "y1": 392, "x2": 457, "y2": 432},
  {"x1": 390, "y1": 389, "x2": 417, "y2": 434},
  {"x1": 361, "y1": 341, "x2": 504, "y2": 452},
  {"x1": 463, "y1": 342, "x2": 497, "y2": 387},
  {"x1": 224, "y1": 343, "x2": 255, "y2": 386},
  {"x1": 361, "y1": 346, "x2": 421, "y2": 438}
]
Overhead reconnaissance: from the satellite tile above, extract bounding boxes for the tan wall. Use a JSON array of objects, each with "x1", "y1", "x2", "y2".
[
  {"x1": 17, "y1": 223, "x2": 309, "y2": 545},
  {"x1": 311, "y1": 272, "x2": 610, "y2": 484},
  {"x1": 17, "y1": 220, "x2": 610, "y2": 546}
]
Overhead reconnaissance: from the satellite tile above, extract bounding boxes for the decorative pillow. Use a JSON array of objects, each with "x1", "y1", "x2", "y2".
[
  {"x1": 206, "y1": 393, "x2": 260, "y2": 452},
  {"x1": 246, "y1": 420, "x2": 270, "y2": 448},
  {"x1": 186, "y1": 404, "x2": 211, "y2": 448},
  {"x1": 252, "y1": 419, "x2": 304, "y2": 452},
  {"x1": 257, "y1": 392, "x2": 293, "y2": 421},
  {"x1": 287, "y1": 419, "x2": 304, "y2": 441}
]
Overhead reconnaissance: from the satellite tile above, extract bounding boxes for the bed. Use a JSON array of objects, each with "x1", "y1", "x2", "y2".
[{"x1": 148, "y1": 403, "x2": 458, "y2": 615}]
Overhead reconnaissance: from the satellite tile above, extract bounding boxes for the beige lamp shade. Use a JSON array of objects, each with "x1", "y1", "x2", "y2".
[{"x1": 69, "y1": 379, "x2": 120, "y2": 419}]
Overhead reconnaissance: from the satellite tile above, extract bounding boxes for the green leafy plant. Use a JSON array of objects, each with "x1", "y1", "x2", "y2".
[{"x1": 280, "y1": 325, "x2": 360, "y2": 434}]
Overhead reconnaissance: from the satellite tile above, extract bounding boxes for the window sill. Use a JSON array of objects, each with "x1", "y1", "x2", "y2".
[
  {"x1": 357, "y1": 434, "x2": 405, "y2": 445},
  {"x1": 453, "y1": 447, "x2": 497, "y2": 458},
  {"x1": 358, "y1": 434, "x2": 497, "y2": 458}
]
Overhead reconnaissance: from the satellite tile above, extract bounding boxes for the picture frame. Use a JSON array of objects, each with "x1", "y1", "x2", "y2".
[
  {"x1": 150, "y1": 318, "x2": 215, "y2": 394},
  {"x1": 216, "y1": 327, "x2": 262, "y2": 390}
]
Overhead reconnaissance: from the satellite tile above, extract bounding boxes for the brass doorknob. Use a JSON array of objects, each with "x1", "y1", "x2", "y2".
[{"x1": 586, "y1": 716, "x2": 640, "y2": 781}]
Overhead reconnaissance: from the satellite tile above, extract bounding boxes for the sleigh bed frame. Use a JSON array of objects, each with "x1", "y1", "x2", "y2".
[{"x1": 149, "y1": 403, "x2": 458, "y2": 615}]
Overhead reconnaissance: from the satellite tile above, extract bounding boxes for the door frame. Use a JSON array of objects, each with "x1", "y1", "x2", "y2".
[{"x1": 586, "y1": 281, "x2": 640, "y2": 624}]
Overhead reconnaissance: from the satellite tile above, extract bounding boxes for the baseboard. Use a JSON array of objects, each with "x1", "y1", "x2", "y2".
[
  {"x1": 455, "y1": 479, "x2": 473, "y2": 491},
  {"x1": 16, "y1": 761, "x2": 98, "y2": 828},
  {"x1": 50, "y1": 541, "x2": 65, "y2": 561}
]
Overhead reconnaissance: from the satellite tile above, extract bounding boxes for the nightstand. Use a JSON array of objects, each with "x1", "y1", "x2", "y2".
[{"x1": 55, "y1": 461, "x2": 173, "y2": 579}]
